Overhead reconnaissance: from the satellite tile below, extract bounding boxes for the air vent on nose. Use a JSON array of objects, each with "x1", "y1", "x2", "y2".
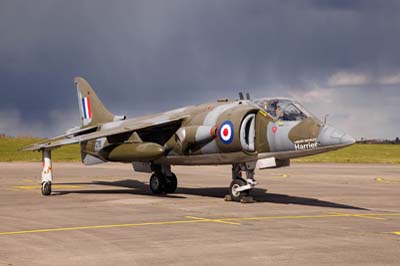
[{"x1": 240, "y1": 113, "x2": 256, "y2": 152}]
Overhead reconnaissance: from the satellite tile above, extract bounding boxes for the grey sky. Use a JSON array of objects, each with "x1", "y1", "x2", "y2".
[{"x1": 0, "y1": 0, "x2": 399, "y2": 139}]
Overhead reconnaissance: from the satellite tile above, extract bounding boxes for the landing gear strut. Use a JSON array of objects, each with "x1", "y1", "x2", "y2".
[
  {"x1": 41, "y1": 149, "x2": 53, "y2": 196},
  {"x1": 149, "y1": 165, "x2": 177, "y2": 194},
  {"x1": 228, "y1": 162, "x2": 257, "y2": 202}
]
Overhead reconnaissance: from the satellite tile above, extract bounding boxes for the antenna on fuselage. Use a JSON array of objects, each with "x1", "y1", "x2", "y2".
[
  {"x1": 246, "y1": 92, "x2": 250, "y2": 100},
  {"x1": 323, "y1": 114, "x2": 329, "y2": 125},
  {"x1": 238, "y1": 92, "x2": 244, "y2": 100}
]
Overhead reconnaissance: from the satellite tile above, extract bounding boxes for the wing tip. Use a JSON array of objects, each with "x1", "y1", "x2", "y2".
[
  {"x1": 21, "y1": 141, "x2": 47, "y2": 151},
  {"x1": 20, "y1": 145, "x2": 40, "y2": 152}
]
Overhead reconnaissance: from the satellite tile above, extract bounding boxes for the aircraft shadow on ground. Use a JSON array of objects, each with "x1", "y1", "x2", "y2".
[
  {"x1": 54, "y1": 179, "x2": 367, "y2": 210},
  {"x1": 53, "y1": 179, "x2": 185, "y2": 199}
]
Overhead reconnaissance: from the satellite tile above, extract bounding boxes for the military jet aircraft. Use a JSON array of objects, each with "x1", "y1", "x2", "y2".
[{"x1": 23, "y1": 77, "x2": 355, "y2": 202}]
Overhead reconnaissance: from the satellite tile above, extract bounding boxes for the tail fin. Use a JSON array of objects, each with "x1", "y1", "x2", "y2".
[{"x1": 75, "y1": 77, "x2": 114, "y2": 128}]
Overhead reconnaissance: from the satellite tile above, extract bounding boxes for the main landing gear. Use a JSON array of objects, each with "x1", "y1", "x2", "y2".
[
  {"x1": 41, "y1": 149, "x2": 53, "y2": 196},
  {"x1": 228, "y1": 162, "x2": 257, "y2": 202},
  {"x1": 148, "y1": 163, "x2": 257, "y2": 202},
  {"x1": 149, "y1": 164, "x2": 178, "y2": 194}
]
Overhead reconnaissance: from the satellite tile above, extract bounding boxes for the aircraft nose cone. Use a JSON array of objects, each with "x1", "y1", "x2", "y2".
[
  {"x1": 340, "y1": 133, "x2": 356, "y2": 145},
  {"x1": 318, "y1": 125, "x2": 355, "y2": 147}
]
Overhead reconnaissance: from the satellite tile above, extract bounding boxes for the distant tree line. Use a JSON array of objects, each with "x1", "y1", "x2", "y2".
[
  {"x1": 0, "y1": 134, "x2": 34, "y2": 139},
  {"x1": 358, "y1": 137, "x2": 400, "y2": 144}
]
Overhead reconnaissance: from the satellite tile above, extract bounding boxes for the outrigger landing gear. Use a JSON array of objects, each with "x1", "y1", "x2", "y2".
[
  {"x1": 41, "y1": 149, "x2": 53, "y2": 196},
  {"x1": 228, "y1": 162, "x2": 257, "y2": 202},
  {"x1": 42, "y1": 181, "x2": 52, "y2": 196},
  {"x1": 149, "y1": 164, "x2": 177, "y2": 194}
]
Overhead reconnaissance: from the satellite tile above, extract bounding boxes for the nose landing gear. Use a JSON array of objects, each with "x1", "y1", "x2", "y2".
[
  {"x1": 229, "y1": 178, "x2": 249, "y2": 201},
  {"x1": 227, "y1": 162, "x2": 257, "y2": 203}
]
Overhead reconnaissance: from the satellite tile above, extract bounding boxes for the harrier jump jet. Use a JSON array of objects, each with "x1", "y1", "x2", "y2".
[{"x1": 23, "y1": 77, "x2": 355, "y2": 201}]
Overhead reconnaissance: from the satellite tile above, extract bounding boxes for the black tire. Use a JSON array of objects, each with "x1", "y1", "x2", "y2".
[
  {"x1": 229, "y1": 179, "x2": 249, "y2": 202},
  {"x1": 41, "y1": 181, "x2": 52, "y2": 196},
  {"x1": 164, "y1": 173, "x2": 178, "y2": 194},
  {"x1": 149, "y1": 173, "x2": 165, "y2": 194}
]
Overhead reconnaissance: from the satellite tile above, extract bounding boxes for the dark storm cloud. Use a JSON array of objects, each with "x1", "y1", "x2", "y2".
[{"x1": 0, "y1": 0, "x2": 399, "y2": 138}]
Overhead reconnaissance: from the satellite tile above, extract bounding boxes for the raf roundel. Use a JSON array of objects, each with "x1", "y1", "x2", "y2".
[{"x1": 218, "y1": 120, "x2": 234, "y2": 144}]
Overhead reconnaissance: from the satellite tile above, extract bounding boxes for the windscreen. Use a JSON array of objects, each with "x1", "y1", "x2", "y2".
[{"x1": 254, "y1": 98, "x2": 316, "y2": 121}]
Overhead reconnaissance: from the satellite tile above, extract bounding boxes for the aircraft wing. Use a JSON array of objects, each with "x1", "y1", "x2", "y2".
[{"x1": 22, "y1": 115, "x2": 187, "y2": 152}]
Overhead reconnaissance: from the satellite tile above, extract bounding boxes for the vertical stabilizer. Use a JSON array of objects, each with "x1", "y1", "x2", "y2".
[{"x1": 75, "y1": 77, "x2": 114, "y2": 128}]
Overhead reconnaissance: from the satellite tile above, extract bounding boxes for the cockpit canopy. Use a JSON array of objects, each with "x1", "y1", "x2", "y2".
[{"x1": 254, "y1": 98, "x2": 316, "y2": 122}]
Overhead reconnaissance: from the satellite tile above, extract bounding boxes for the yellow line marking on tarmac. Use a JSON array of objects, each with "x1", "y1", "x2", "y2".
[
  {"x1": 14, "y1": 185, "x2": 82, "y2": 190},
  {"x1": 375, "y1": 178, "x2": 400, "y2": 184},
  {"x1": 0, "y1": 219, "x2": 207, "y2": 236},
  {"x1": 1, "y1": 213, "x2": 399, "y2": 236},
  {"x1": 185, "y1": 216, "x2": 240, "y2": 225},
  {"x1": 220, "y1": 214, "x2": 351, "y2": 221},
  {"x1": 392, "y1": 232, "x2": 400, "y2": 235},
  {"x1": 329, "y1": 212, "x2": 385, "y2": 220},
  {"x1": 202, "y1": 213, "x2": 400, "y2": 222},
  {"x1": 270, "y1": 174, "x2": 289, "y2": 178}
]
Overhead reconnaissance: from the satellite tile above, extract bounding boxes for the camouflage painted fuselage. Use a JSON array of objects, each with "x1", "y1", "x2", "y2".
[{"x1": 81, "y1": 99, "x2": 354, "y2": 166}]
